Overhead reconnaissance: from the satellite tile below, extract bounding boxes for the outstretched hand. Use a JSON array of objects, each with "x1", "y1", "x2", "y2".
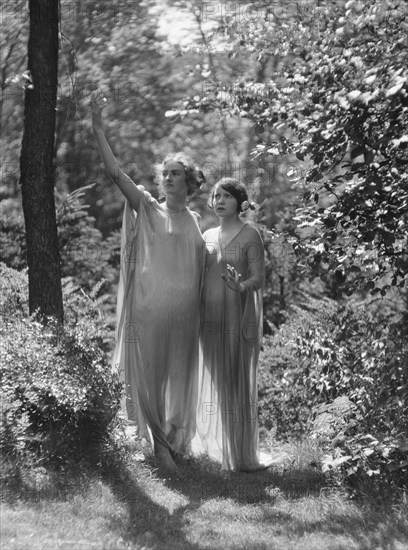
[
  {"x1": 90, "y1": 92, "x2": 107, "y2": 128},
  {"x1": 221, "y1": 264, "x2": 245, "y2": 293}
]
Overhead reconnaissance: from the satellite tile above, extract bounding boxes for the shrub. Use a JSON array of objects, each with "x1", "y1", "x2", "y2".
[
  {"x1": 258, "y1": 295, "x2": 341, "y2": 440},
  {"x1": 293, "y1": 297, "x2": 408, "y2": 440},
  {"x1": 258, "y1": 333, "x2": 312, "y2": 440},
  {"x1": 322, "y1": 434, "x2": 408, "y2": 494},
  {"x1": 62, "y1": 277, "x2": 117, "y2": 354},
  {"x1": 0, "y1": 265, "x2": 122, "y2": 482},
  {"x1": 259, "y1": 291, "x2": 408, "y2": 490}
]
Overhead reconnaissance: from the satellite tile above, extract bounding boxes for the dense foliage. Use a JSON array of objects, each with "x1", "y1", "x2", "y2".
[
  {"x1": 0, "y1": 264, "x2": 121, "y2": 482},
  {"x1": 258, "y1": 292, "x2": 408, "y2": 489},
  {"x1": 182, "y1": 0, "x2": 408, "y2": 293},
  {"x1": 1, "y1": 186, "x2": 120, "y2": 296}
]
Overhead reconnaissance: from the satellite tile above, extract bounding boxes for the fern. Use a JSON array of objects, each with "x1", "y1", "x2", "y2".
[{"x1": 89, "y1": 279, "x2": 107, "y2": 301}]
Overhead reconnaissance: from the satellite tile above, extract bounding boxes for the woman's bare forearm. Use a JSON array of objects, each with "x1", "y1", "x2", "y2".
[{"x1": 92, "y1": 121, "x2": 142, "y2": 211}]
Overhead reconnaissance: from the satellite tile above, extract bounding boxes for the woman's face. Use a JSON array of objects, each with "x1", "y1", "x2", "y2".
[
  {"x1": 212, "y1": 184, "x2": 239, "y2": 218},
  {"x1": 162, "y1": 161, "x2": 188, "y2": 197}
]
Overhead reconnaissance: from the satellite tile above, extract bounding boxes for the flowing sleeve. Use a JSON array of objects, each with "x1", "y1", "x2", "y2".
[
  {"x1": 113, "y1": 188, "x2": 159, "y2": 365},
  {"x1": 189, "y1": 209, "x2": 206, "y2": 296},
  {"x1": 111, "y1": 191, "x2": 156, "y2": 431},
  {"x1": 240, "y1": 225, "x2": 264, "y2": 361},
  {"x1": 114, "y1": 201, "x2": 136, "y2": 347},
  {"x1": 110, "y1": 200, "x2": 137, "y2": 425},
  {"x1": 241, "y1": 226, "x2": 265, "y2": 292}
]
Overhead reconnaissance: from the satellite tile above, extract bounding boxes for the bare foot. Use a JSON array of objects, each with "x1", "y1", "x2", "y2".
[
  {"x1": 169, "y1": 448, "x2": 183, "y2": 463},
  {"x1": 154, "y1": 441, "x2": 178, "y2": 476}
]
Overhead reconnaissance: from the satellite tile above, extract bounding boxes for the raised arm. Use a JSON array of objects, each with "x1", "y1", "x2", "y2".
[{"x1": 91, "y1": 99, "x2": 142, "y2": 211}]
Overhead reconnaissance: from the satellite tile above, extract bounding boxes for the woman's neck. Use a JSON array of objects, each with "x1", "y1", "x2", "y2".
[
  {"x1": 219, "y1": 215, "x2": 243, "y2": 231},
  {"x1": 164, "y1": 196, "x2": 187, "y2": 213}
]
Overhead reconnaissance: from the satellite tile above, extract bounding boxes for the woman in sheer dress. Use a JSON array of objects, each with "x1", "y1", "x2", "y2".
[
  {"x1": 193, "y1": 178, "x2": 265, "y2": 471},
  {"x1": 91, "y1": 100, "x2": 205, "y2": 474}
]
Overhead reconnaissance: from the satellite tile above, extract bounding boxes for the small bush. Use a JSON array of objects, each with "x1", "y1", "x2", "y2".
[
  {"x1": 322, "y1": 433, "x2": 408, "y2": 494},
  {"x1": 0, "y1": 265, "x2": 122, "y2": 483},
  {"x1": 293, "y1": 297, "x2": 408, "y2": 441},
  {"x1": 258, "y1": 292, "x2": 408, "y2": 491},
  {"x1": 62, "y1": 277, "x2": 117, "y2": 353},
  {"x1": 258, "y1": 333, "x2": 312, "y2": 440},
  {"x1": 1, "y1": 316, "x2": 121, "y2": 465}
]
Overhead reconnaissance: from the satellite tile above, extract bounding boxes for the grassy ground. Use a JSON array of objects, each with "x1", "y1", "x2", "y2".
[{"x1": 2, "y1": 439, "x2": 408, "y2": 550}]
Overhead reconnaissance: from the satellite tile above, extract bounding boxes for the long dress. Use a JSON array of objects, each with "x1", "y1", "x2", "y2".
[
  {"x1": 193, "y1": 223, "x2": 264, "y2": 470},
  {"x1": 113, "y1": 189, "x2": 205, "y2": 453}
]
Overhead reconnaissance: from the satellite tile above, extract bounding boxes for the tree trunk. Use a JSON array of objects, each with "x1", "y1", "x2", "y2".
[{"x1": 20, "y1": 0, "x2": 63, "y2": 323}]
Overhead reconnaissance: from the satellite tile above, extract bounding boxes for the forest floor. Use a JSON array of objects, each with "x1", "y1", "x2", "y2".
[{"x1": 2, "y1": 439, "x2": 408, "y2": 550}]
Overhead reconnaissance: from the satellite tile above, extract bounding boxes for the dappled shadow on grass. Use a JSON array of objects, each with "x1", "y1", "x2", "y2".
[
  {"x1": 278, "y1": 500, "x2": 408, "y2": 550},
  {"x1": 1, "y1": 442, "x2": 200, "y2": 549},
  {"x1": 72, "y1": 445, "x2": 408, "y2": 550},
  {"x1": 4, "y1": 439, "x2": 407, "y2": 550},
  {"x1": 99, "y1": 442, "x2": 200, "y2": 550},
  {"x1": 162, "y1": 453, "x2": 327, "y2": 506},
  {"x1": 161, "y1": 454, "x2": 408, "y2": 549},
  {"x1": 0, "y1": 457, "x2": 97, "y2": 506}
]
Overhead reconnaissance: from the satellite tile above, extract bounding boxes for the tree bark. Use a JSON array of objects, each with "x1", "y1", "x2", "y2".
[{"x1": 20, "y1": 0, "x2": 63, "y2": 323}]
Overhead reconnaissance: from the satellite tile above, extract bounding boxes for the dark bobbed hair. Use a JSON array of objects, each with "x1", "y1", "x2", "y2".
[
  {"x1": 159, "y1": 153, "x2": 205, "y2": 196},
  {"x1": 208, "y1": 177, "x2": 249, "y2": 211}
]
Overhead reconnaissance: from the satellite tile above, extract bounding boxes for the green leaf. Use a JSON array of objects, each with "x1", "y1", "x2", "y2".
[{"x1": 364, "y1": 281, "x2": 375, "y2": 291}]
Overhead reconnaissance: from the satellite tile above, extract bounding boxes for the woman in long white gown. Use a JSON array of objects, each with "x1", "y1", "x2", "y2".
[
  {"x1": 91, "y1": 101, "x2": 204, "y2": 474},
  {"x1": 193, "y1": 178, "x2": 265, "y2": 471}
]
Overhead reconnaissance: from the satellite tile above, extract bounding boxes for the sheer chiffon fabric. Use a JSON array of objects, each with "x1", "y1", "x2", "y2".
[
  {"x1": 113, "y1": 190, "x2": 204, "y2": 453},
  {"x1": 193, "y1": 224, "x2": 264, "y2": 471}
]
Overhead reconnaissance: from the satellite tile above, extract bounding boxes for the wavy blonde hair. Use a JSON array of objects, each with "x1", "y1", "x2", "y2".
[{"x1": 156, "y1": 153, "x2": 205, "y2": 196}]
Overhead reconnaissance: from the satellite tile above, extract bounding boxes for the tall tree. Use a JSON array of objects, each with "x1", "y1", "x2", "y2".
[{"x1": 20, "y1": 0, "x2": 63, "y2": 322}]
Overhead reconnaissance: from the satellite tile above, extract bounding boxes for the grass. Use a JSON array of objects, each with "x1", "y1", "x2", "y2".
[{"x1": 2, "y1": 438, "x2": 408, "y2": 550}]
